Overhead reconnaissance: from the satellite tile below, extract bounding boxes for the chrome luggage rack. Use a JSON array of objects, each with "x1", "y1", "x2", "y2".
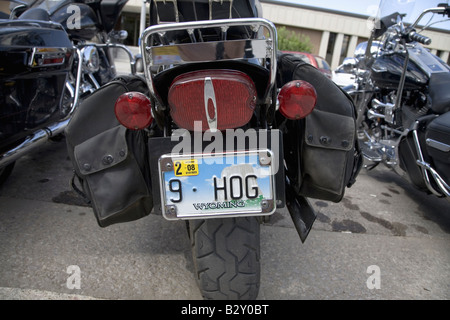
[{"x1": 139, "y1": 17, "x2": 278, "y2": 106}]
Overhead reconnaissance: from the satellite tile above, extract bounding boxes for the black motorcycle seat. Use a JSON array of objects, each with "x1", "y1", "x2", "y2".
[
  {"x1": 18, "y1": 8, "x2": 51, "y2": 21},
  {"x1": 429, "y1": 72, "x2": 450, "y2": 114}
]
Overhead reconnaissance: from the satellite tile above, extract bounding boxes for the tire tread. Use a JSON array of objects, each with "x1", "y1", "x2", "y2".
[{"x1": 189, "y1": 217, "x2": 260, "y2": 300}]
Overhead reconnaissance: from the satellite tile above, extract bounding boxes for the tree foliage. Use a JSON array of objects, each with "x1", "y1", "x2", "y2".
[{"x1": 277, "y1": 26, "x2": 313, "y2": 53}]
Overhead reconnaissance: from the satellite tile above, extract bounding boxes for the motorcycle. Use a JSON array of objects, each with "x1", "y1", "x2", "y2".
[
  {"x1": 346, "y1": 1, "x2": 450, "y2": 198},
  {"x1": 0, "y1": 0, "x2": 137, "y2": 184},
  {"x1": 65, "y1": 0, "x2": 361, "y2": 299}
]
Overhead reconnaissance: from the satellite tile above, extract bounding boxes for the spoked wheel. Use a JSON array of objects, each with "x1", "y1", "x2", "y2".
[{"x1": 188, "y1": 217, "x2": 261, "y2": 300}]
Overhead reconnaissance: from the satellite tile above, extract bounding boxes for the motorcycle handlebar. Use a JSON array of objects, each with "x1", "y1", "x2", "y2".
[
  {"x1": 411, "y1": 6, "x2": 449, "y2": 29},
  {"x1": 408, "y1": 31, "x2": 432, "y2": 45},
  {"x1": 437, "y1": 3, "x2": 450, "y2": 16}
]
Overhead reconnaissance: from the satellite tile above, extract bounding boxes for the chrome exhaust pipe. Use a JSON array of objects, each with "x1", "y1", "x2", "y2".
[{"x1": 0, "y1": 119, "x2": 70, "y2": 168}]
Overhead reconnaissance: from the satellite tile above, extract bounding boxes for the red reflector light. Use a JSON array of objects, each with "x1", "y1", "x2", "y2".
[
  {"x1": 278, "y1": 80, "x2": 317, "y2": 120},
  {"x1": 168, "y1": 69, "x2": 257, "y2": 131},
  {"x1": 114, "y1": 92, "x2": 153, "y2": 130},
  {"x1": 43, "y1": 57, "x2": 65, "y2": 65}
]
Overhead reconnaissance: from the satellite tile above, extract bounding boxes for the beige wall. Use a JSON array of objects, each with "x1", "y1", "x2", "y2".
[
  {"x1": 278, "y1": 25, "x2": 322, "y2": 55},
  {"x1": 0, "y1": 1, "x2": 10, "y2": 15},
  {"x1": 296, "y1": 28, "x2": 323, "y2": 55}
]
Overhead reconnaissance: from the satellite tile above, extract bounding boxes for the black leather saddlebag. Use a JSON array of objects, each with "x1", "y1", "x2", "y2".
[
  {"x1": 277, "y1": 53, "x2": 362, "y2": 202},
  {"x1": 65, "y1": 76, "x2": 153, "y2": 227},
  {"x1": 425, "y1": 112, "x2": 450, "y2": 184}
]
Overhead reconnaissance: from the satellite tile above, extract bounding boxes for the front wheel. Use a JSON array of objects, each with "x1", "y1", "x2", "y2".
[{"x1": 188, "y1": 217, "x2": 261, "y2": 300}]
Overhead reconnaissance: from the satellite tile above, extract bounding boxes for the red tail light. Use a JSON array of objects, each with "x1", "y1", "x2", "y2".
[
  {"x1": 168, "y1": 70, "x2": 257, "y2": 131},
  {"x1": 278, "y1": 80, "x2": 317, "y2": 120},
  {"x1": 114, "y1": 92, "x2": 153, "y2": 130}
]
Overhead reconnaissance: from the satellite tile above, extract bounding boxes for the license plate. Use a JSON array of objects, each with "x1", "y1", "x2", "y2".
[{"x1": 158, "y1": 150, "x2": 276, "y2": 220}]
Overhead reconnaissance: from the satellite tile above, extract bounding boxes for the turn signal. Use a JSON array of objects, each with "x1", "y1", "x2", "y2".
[
  {"x1": 114, "y1": 92, "x2": 153, "y2": 130},
  {"x1": 278, "y1": 80, "x2": 317, "y2": 120}
]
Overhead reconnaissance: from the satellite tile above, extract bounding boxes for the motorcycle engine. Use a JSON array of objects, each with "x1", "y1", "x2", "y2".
[
  {"x1": 361, "y1": 88, "x2": 430, "y2": 165},
  {"x1": 400, "y1": 90, "x2": 430, "y2": 130}
]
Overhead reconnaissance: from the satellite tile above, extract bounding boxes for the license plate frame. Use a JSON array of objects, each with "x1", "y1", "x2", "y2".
[{"x1": 158, "y1": 150, "x2": 276, "y2": 220}]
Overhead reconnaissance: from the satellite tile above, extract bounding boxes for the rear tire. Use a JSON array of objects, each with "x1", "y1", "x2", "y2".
[{"x1": 188, "y1": 217, "x2": 261, "y2": 300}]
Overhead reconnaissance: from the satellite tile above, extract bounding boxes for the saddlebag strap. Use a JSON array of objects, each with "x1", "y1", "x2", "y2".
[{"x1": 70, "y1": 172, "x2": 91, "y2": 205}]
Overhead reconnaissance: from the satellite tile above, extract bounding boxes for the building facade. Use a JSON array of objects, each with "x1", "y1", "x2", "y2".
[
  {"x1": 119, "y1": 0, "x2": 450, "y2": 69},
  {"x1": 260, "y1": 0, "x2": 450, "y2": 69}
]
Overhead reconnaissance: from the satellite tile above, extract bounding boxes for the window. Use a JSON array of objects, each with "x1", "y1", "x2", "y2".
[
  {"x1": 325, "y1": 32, "x2": 337, "y2": 64},
  {"x1": 339, "y1": 35, "x2": 351, "y2": 65}
]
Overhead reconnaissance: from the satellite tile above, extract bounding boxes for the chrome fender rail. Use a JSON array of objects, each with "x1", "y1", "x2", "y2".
[{"x1": 140, "y1": 18, "x2": 278, "y2": 106}]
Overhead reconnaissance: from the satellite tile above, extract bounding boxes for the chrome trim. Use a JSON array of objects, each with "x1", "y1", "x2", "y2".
[
  {"x1": 88, "y1": 73, "x2": 101, "y2": 90},
  {"x1": 140, "y1": 18, "x2": 278, "y2": 105},
  {"x1": 371, "y1": 98, "x2": 395, "y2": 124},
  {"x1": 149, "y1": 39, "x2": 270, "y2": 66},
  {"x1": 204, "y1": 77, "x2": 218, "y2": 132},
  {"x1": 72, "y1": 48, "x2": 82, "y2": 117},
  {"x1": 410, "y1": 7, "x2": 448, "y2": 30},
  {"x1": 416, "y1": 159, "x2": 450, "y2": 197},
  {"x1": 80, "y1": 43, "x2": 137, "y2": 75},
  {"x1": 426, "y1": 138, "x2": 450, "y2": 152},
  {"x1": 28, "y1": 47, "x2": 67, "y2": 68},
  {"x1": 81, "y1": 45, "x2": 100, "y2": 73},
  {"x1": 0, "y1": 119, "x2": 70, "y2": 168},
  {"x1": 412, "y1": 127, "x2": 450, "y2": 197}
]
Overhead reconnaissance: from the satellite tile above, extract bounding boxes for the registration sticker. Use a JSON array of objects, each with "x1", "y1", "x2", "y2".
[{"x1": 173, "y1": 159, "x2": 199, "y2": 176}]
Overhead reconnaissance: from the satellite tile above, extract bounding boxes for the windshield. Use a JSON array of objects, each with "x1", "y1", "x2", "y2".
[
  {"x1": 378, "y1": 0, "x2": 415, "y2": 20},
  {"x1": 369, "y1": 0, "x2": 416, "y2": 38},
  {"x1": 36, "y1": 0, "x2": 70, "y2": 12},
  {"x1": 375, "y1": 0, "x2": 450, "y2": 32},
  {"x1": 17, "y1": 0, "x2": 71, "y2": 13}
]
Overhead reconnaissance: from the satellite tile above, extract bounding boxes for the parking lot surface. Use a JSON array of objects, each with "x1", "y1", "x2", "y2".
[{"x1": 0, "y1": 136, "x2": 449, "y2": 300}]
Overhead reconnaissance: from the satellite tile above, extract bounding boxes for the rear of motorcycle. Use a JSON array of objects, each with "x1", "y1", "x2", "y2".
[
  {"x1": 66, "y1": 0, "x2": 361, "y2": 299},
  {"x1": 0, "y1": 0, "x2": 135, "y2": 185},
  {"x1": 0, "y1": 19, "x2": 76, "y2": 184}
]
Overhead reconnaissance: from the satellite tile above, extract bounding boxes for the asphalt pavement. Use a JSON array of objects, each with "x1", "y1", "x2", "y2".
[{"x1": 0, "y1": 134, "x2": 449, "y2": 300}]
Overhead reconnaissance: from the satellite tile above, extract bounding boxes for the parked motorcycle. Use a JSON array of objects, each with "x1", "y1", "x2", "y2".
[
  {"x1": 0, "y1": 0, "x2": 136, "y2": 184},
  {"x1": 345, "y1": 1, "x2": 450, "y2": 198},
  {"x1": 65, "y1": 0, "x2": 361, "y2": 299}
]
